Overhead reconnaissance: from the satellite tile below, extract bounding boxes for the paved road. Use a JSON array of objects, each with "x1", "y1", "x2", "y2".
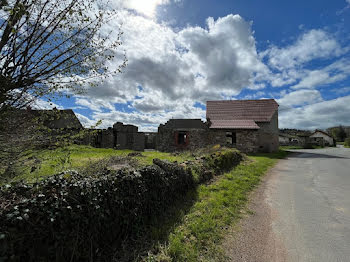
[{"x1": 266, "y1": 146, "x2": 350, "y2": 262}]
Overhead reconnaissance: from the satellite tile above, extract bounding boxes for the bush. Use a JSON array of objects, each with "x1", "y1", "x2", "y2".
[
  {"x1": 344, "y1": 138, "x2": 350, "y2": 147},
  {"x1": 0, "y1": 149, "x2": 243, "y2": 261},
  {"x1": 189, "y1": 150, "x2": 243, "y2": 183}
]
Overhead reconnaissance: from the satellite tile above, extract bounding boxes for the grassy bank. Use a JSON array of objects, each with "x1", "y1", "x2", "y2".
[
  {"x1": 280, "y1": 145, "x2": 324, "y2": 150},
  {"x1": 279, "y1": 145, "x2": 304, "y2": 150},
  {"x1": 146, "y1": 150, "x2": 288, "y2": 261},
  {"x1": 2, "y1": 145, "x2": 194, "y2": 183}
]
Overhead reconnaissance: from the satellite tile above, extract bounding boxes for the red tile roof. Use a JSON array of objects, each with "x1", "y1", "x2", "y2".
[
  {"x1": 206, "y1": 99, "x2": 278, "y2": 123},
  {"x1": 210, "y1": 119, "x2": 260, "y2": 129}
]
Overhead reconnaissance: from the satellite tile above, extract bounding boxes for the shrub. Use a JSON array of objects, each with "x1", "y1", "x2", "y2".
[
  {"x1": 344, "y1": 138, "x2": 350, "y2": 148},
  {"x1": 191, "y1": 150, "x2": 243, "y2": 183},
  {"x1": 0, "y1": 149, "x2": 243, "y2": 261}
]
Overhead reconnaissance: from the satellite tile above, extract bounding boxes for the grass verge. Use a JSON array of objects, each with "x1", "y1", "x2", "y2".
[
  {"x1": 279, "y1": 145, "x2": 304, "y2": 150},
  {"x1": 4, "y1": 145, "x2": 195, "y2": 183},
  {"x1": 146, "y1": 150, "x2": 288, "y2": 262},
  {"x1": 279, "y1": 145, "x2": 324, "y2": 150}
]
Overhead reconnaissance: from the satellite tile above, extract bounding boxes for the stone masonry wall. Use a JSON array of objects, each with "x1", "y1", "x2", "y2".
[
  {"x1": 156, "y1": 126, "x2": 209, "y2": 152},
  {"x1": 157, "y1": 125, "x2": 259, "y2": 153},
  {"x1": 256, "y1": 111, "x2": 279, "y2": 153},
  {"x1": 236, "y1": 130, "x2": 259, "y2": 153},
  {"x1": 208, "y1": 129, "x2": 259, "y2": 153},
  {"x1": 82, "y1": 122, "x2": 145, "y2": 151}
]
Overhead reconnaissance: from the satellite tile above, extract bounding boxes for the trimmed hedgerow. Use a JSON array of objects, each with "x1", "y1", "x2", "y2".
[{"x1": 0, "y1": 149, "x2": 243, "y2": 261}]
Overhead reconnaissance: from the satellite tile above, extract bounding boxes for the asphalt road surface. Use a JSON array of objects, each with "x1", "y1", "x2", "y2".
[
  {"x1": 267, "y1": 146, "x2": 350, "y2": 262},
  {"x1": 225, "y1": 146, "x2": 350, "y2": 262}
]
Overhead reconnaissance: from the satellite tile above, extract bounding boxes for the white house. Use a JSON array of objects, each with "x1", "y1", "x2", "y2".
[{"x1": 310, "y1": 130, "x2": 335, "y2": 146}]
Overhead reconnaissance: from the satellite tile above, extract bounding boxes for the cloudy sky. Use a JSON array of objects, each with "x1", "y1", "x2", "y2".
[{"x1": 47, "y1": 0, "x2": 350, "y2": 131}]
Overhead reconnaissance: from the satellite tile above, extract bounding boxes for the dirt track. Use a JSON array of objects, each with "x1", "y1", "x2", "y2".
[{"x1": 223, "y1": 162, "x2": 287, "y2": 262}]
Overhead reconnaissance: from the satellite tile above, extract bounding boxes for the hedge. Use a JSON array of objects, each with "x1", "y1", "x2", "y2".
[
  {"x1": 344, "y1": 138, "x2": 350, "y2": 147},
  {"x1": 0, "y1": 149, "x2": 243, "y2": 261}
]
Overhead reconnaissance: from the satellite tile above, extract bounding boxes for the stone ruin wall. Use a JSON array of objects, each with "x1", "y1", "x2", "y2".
[
  {"x1": 156, "y1": 125, "x2": 259, "y2": 153},
  {"x1": 208, "y1": 129, "x2": 259, "y2": 153},
  {"x1": 82, "y1": 122, "x2": 145, "y2": 151}
]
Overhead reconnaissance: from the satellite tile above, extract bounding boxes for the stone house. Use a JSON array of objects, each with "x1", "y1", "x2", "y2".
[
  {"x1": 206, "y1": 99, "x2": 279, "y2": 153},
  {"x1": 310, "y1": 130, "x2": 335, "y2": 146},
  {"x1": 156, "y1": 99, "x2": 279, "y2": 153}
]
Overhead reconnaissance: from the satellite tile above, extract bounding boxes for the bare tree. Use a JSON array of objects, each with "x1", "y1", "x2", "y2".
[{"x1": 0, "y1": 0, "x2": 126, "y2": 113}]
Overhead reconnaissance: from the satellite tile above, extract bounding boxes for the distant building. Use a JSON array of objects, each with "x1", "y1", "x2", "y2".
[
  {"x1": 310, "y1": 130, "x2": 335, "y2": 146},
  {"x1": 279, "y1": 133, "x2": 293, "y2": 145}
]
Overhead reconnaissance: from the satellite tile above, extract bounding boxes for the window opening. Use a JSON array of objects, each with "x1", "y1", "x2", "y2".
[
  {"x1": 226, "y1": 132, "x2": 236, "y2": 144},
  {"x1": 178, "y1": 131, "x2": 187, "y2": 145}
]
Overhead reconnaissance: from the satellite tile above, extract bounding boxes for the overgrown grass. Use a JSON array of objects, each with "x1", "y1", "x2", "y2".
[
  {"x1": 280, "y1": 145, "x2": 324, "y2": 150},
  {"x1": 6, "y1": 145, "x2": 194, "y2": 183},
  {"x1": 279, "y1": 145, "x2": 304, "y2": 150},
  {"x1": 146, "y1": 150, "x2": 288, "y2": 261}
]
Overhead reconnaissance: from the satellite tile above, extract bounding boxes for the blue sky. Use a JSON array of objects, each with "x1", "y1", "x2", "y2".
[{"x1": 43, "y1": 0, "x2": 350, "y2": 131}]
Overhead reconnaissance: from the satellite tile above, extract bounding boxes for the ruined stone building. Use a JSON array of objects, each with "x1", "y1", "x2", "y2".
[
  {"x1": 6, "y1": 99, "x2": 280, "y2": 153},
  {"x1": 156, "y1": 119, "x2": 209, "y2": 152},
  {"x1": 0, "y1": 108, "x2": 84, "y2": 150},
  {"x1": 206, "y1": 99, "x2": 279, "y2": 153},
  {"x1": 156, "y1": 99, "x2": 279, "y2": 153},
  {"x1": 85, "y1": 122, "x2": 145, "y2": 151}
]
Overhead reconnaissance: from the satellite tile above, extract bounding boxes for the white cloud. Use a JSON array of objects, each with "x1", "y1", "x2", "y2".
[
  {"x1": 76, "y1": 13, "x2": 267, "y2": 130},
  {"x1": 291, "y1": 58, "x2": 350, "y2": 89},
  {"x1": 75, "y1": 113, "x2": 99, "y2": 128},
  {"x1": 277, "y1": 89, "x2": 323, "y2": 108},
  {"x1": 63, "y1": 5, "x2": 350, "y2": 131},
  {"x1": 83, "y1": 101, "x2": 206, "y2": 131},
  {"x1": 180, "y1": 15, "x2": 267, "y2": 94},
  {"x1": 333, "y1": 86, "x2": 350, "y2": 94},
  {"x1": 262, "y1": 29, "x2": 343, "y2": 70},
  {"x1": 116, "y1": 0, "x2": 169, "y2": 17},
  {"x1": 259, "y1": 29, "x2": 350, "y2": 90},
  {"x1": 32, "y1": 99, "x2": 62, "y2": 110},
  {"x1": 279, "y1": 95, "x2": 350, "y2": 130}
]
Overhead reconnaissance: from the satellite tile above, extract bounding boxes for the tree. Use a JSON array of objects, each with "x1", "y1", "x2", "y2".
[
  {"x1": 0, "y1": 0, "x2": 126, "y2": 114},
  {"x1": 337, "y1": 125, "x2": 347, "y2": 142}
]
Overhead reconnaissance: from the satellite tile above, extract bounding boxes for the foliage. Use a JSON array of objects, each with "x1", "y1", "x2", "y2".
[
  {"x1": 146, "y1": 150, "x2": 288, "y2": 261},
  {"x1": 0, "y1": 149, "x2": 244, "y2": 261},
  {"x1": 0, "y1": 110, "x2": 101, "y2": 182},
  {"x1": 0, "y1": 0, "x2": 126, "y2": 112},
  {"x1": 328, "y1": 125, "x2": 348, "y2": 142},
  {"x1": 344, "y1": 138, "x2": 350, "y2": 148}
]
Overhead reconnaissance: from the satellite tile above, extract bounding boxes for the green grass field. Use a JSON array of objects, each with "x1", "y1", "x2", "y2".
[
  {"x1": 5, "y1": 145, "x2": 195, "y2": 183},
  {"x1": 146, "y1": 150, "x2": 288, "y2": 261}
]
